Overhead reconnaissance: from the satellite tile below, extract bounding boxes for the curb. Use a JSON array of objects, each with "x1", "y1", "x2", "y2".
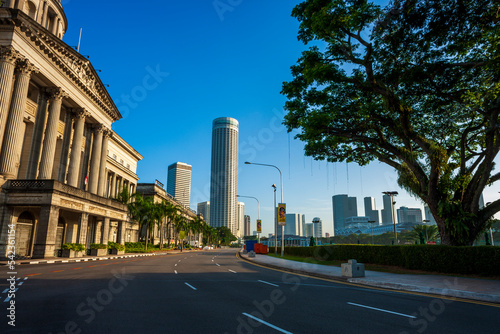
[{"x1": 238, "y1": 252, "x2": 500, "y2": 305}]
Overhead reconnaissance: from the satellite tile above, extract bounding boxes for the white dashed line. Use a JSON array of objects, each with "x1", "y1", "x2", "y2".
[
  {"x1": 242, "y1": 313, "x2": 292, "y2": 334},
  {"x1": 185, "y1": 283, "x2": 197, "y2": 291},
  {"x1": 347, "y1": 302, "x2": 416, "y2": 319},
  {"x1": 228, "y1": 269, "x2": 237, "y2": 274},
  {"x1": 258, "y1": 280, "x2": 279, "y2": 287}
]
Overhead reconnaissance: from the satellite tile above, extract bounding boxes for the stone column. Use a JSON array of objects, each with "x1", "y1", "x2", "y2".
[
  {"x1": 97, "y1": 129, "x2": 110, "y2": 197},
  {"x1": 0, "y1": 59, "x2": 38, "y2": 179},
  {"x1": 32, "y1": 205, "x2": 60, "y2": 258},
  {"x1": 88, "y1": 125, "x2": 104, "y2": 194},
  {"x1": 101, "y1": 217, "x2": 110, "y2": 244},
  {"x1": 37, "y1": 88, "x2": 67, "y2": 180},
  {"x1": 67, "y1": 109, "x2": 88, "y2": 187},
  {"x1": 110, "y1": 172, "x2": 117, "y2": 198},
  {"x1": 117, "y1": 221, "x2": 126, "y2": 245},
  {"x1": 57, "y1": 110, "x2": 73, "y2": 182},
  {"x1": 0, "y1": 46, "x2": 19, "y2": 149},
  {"x1": 77, "y1": 212, "x2": 89, "y2": 246},
  {"x1": 26, "y1": 89, "x2": 49, "y2": 179}
]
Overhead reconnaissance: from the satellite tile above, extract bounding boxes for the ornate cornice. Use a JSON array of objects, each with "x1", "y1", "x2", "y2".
[
  {"x1": 46, "y1": 87, "x2": 68, "y2": 101},
  {"x1": 15, "y1": 58, "x2": 39, "y2": 76},
  {"x1": 0, "y1": 8, "x2": 121, "y2": 121},
  {"x1": 0, "y1": 45, "x2": 20, "y2": 65}
]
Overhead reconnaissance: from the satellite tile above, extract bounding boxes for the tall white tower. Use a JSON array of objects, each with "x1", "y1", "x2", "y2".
[
  {"x1": 210, "y1": 117, "x2": 239, "y2": 235},
  {"x1": 167, "y1": 162, "x2": 192, "y2": 208}
]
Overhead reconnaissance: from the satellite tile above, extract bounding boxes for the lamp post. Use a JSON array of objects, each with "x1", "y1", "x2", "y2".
[
  {"x1": 272, "y1": 184, "x2": 277, "y2": 255},
  {"x1": 383, "y1": 191, "x2": 398, "y2": 244},
  {"x1": 368, "y1": 220, "x2": 375, "y2": 244},
  {"x1": 245, "y1": 162, "x2": 284, "y2": 256},
  {"x1": 237, "y1": 195, "x2": 260, "y2": 243}
]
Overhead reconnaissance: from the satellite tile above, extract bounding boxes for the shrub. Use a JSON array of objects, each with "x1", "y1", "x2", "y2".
[
  {"x1": 61, "y1": 243, "x2": 85, "y2": 252},
  {"x1": 90, "y1": 243, "x2": 107, "y2": 250},
  {"x1": 108, "y1": 242, "x2": 125, "y2": 251}
]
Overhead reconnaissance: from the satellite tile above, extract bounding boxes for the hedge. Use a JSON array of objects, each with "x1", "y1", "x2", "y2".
[{"x1": 274, "y1": 245, "x2": 500, "y2": 276}]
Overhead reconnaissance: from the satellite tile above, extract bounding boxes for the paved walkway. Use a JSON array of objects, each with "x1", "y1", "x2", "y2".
[
  {"x1": 0, "y1": 250, "x2": 190, "y2": 266},
  {"x1": 240, "y1": 252, "x2": 500, "y2": 304}
]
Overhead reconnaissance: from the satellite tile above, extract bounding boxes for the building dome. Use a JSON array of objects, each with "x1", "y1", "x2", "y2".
[{"x1": 4, "y1": 0, "x2": 67, "y2": 39}]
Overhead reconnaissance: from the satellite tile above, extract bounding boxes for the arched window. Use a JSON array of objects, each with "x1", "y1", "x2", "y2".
[{"x1": 24, "y1": 1, "x2": 37, "y2": 20}]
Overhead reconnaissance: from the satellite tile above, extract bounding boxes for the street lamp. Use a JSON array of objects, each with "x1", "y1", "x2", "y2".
[
  {"x1": 368, "y1": 220, "x2": 376, "y2": 244},
  {"x1": 272, "y1": 184, "x2": 277, "y2": 255},
  {"x1": 383, "y1": 191, "x2": 398, "y2": 244},
  {"x1": 237, "y1": 195, "x2": 260, "y2": 243},
  {"x1": 245, "y1": 161, "x2": 285, "y2": 257}
]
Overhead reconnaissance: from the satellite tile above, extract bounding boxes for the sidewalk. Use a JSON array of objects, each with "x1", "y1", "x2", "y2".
[
  {"x1": 0, "y1": 250, "x2": 189, "y2": 266},
  {"x1": 240, "y1": 252, "x2": 500, "y2": 304}
]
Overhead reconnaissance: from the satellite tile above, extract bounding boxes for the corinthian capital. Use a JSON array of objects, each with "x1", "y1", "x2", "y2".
[
  {"x1": 70, "y1": 108, "x2": 90, "y2": 120},
  {"x1": 0, "y1": 46, "x2": 20, "y2": 65},
  {"x1": 46, "y1": 87, "x2": 68, "y2": 101},
  {"x1": 15, "y1": 59, "x2": 39, "y2": 76}
]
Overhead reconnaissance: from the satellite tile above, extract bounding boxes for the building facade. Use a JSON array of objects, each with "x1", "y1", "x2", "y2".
[
  {"x1": 364, "y1": 197, "x2": 380, "y2": 224},
  {"x1": 209, "y1": 117, "x2": 238, "y2": 235},
  {"x1": 244, "y1": 215, "x2": 251, "y2": 237},
  {"x1": 381, "y1": 194, "x2": 396, "y2": 224},
  {"x1": 167, "y1": 162, "x2": 192, "y2": 209},
  {"x1": 312, "y1": 217, "x2": 323, "y2": 238},
  {"x1": 0, "y1": 2, "x2": 143, "y2": 258},
  {"x1": 284, "y1": 213, "x2": 304, "y2": 236},
  {"x1": 197, "y1": 201, "x2": 210, "y2": 225},
  {"x1": 332, "y1": 194, "x2": 357, "y2": 234},
  {"x1": 397, "y1": 207, "x2": 423, "y2": 224}
]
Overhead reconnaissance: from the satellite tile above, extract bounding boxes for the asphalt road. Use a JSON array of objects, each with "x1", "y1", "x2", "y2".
[{"x1": 0, "y1": 249, "x2": 498, "y2": 334}]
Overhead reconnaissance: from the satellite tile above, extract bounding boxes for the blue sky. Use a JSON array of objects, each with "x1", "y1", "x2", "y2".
[{"x1": 61, "y1": 0, "x2": 499, "y2": 236}]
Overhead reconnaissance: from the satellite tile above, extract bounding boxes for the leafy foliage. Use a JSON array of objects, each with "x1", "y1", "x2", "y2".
[{"x1": 282, "y1": 0, "x2": 500, "y2": 245}]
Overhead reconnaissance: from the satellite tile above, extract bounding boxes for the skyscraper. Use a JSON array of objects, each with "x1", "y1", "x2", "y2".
[
  {"x1": 332, "y1": 194, "x2": 357, "y2": 233},
  {"x1": 364, "y1": 197, "x2": 380, "y2": 224},
  {"x1": 210, "y1": 117, "x2": 239, "y2": 235},
  {"x1": 197, "y1": 201, "x2": 210, "y2": 225},
  {"x1": 167, "y1": 162, "x2": 192, "y2": 208},
  {"x1": 312, "y1": 217, "x2": 323, "y2": 238},
  {"x1": 381, "y1": 194, "x2": 395, "y2": 224}
]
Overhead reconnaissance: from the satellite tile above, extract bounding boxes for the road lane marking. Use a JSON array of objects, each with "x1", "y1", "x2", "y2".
[
  {"x1": 72, "y1": 267, "x2": 82, "y2": 270},
  {"x1": 185, "y1": 283, "x2": 197, "y2": 290},
  {"x1": 347, "y1": 302, "x2": 416, "y2": 319},
  {"x1": 24, "y1": 277, "x2": 28, "y2": 280},
  {"x1": 258, "y1": 280, "x2": 279, "y2": 287},
  {"x1": 17, "y1": 282, "x2": 23, "y2": 286},
  {"x1": 228, "y1": 269, "x2": 237, "y2": 273},
  {"x1": 51, "y1": 270, "x2": 65, "y2": 273},
  {"x1": 2, "y1": 289, "x2": 8, "y2": 293},
  {"x1": 25, "y1": 273, "x2": 42, "y2": 277},
  {"x1": 216, "y1": 263, "x2": 220, "y2": 266},
  {"x1": 175, "y1": 264, "x2": 178, "y2": 266},
  {"x1": 174, "y1": 270, "x2": 178, "y2": 274},
  {"x1": 242, "y1": 313, "x2": 292, "y2": 334}
]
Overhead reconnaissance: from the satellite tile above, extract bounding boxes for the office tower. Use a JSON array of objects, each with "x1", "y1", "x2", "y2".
[
  {"x1": 197, "y1": 201, "x2": 210, "y2": 225},
  {"x1": 284, "y1": 213, "x2": 304, "y2": 236},
  {"x1": 332, "y1": 194, "x2": 357, "y2": 233},
  {"x1": 364, "y1": 197, "x2": 380, "y2": 224},
  {"x1": 305, "y1": 223, "x2": 314, "y2": 237},
  {"x1": 397, "y1": 207, "x2": 423, "y2": 224},
  {"x1": 424, "y1": 205, "x2": 437, "y2": 225},
  {"x1": 209, "y1": 117, "x2": 239, "y2": 235},
  {"x1": 312, "y1": 217, "x2": 323, "y2": 238},
  {"x1": 236, "y1": 202, "x2": 245, "y2": 238},
  {"x1": 381, "y1": 194, "x2": 394, "y2": 224},
  {"x1": 244, "y1": 215, "x2": 251, "y2": 236},
  {"x1": 167, "y1": 162, "x2": 192, "y2": 208}
]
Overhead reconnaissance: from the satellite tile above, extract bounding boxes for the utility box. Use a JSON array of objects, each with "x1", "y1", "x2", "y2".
[{"x1": 341, "y1": 259, "x2": 365, "y2": 278}]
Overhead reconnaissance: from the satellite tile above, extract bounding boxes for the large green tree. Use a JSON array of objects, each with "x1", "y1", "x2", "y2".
[{"x1": 282, "y1": 0, "x2": 500, "y2": 245}]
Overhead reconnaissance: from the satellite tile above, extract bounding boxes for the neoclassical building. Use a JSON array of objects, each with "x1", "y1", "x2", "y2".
[{"x1": 0, "y1": 1, "x2": 143, "y2": 258}]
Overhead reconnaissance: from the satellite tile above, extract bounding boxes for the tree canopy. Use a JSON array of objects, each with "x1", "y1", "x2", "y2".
[{"x1": 282, "y1": 0, "x2": 500, "y2": 245}]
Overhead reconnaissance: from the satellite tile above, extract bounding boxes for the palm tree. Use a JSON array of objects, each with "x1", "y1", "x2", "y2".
[
  {"x1": 164, "y1": 202, "x2": 181, "y2": 247},
  {"x1": 127, "y1": 193, "x2": 155, "y2": 251},
  {"x1": 408, "y1": 225, "x2": 440, "y2": 244}
]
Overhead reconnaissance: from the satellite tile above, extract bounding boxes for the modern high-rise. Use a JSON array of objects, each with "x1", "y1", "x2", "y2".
[
  {"x1": 197, "y1": 201, "x2": 210, "y2": 225},
  {"x1": 167, "y1": 162, "x2": 192, "y2": 208},
  {"x1": 312, "y1": 217, "x2": 323, "y2": 238},
  {"x1": 284, "y1": 213, "x2": 304, "y2": 236},
  {"x1": 244, "y1": 215, "x2": 251, "y2": 236},
  {"x1": 397, "y1": 207, "x2": 423, "y2": 224},
  {"x1": 236, "y1": 201, "x2": 245, "y2": 238},
  {"x1": 332, "y1": 194, "x2": 357, "y2": 234},
  {"x1": 381, "y1": 194, "x2": 396, "y2": 224},
  {"x1": 209, "y1": 117, "x2": 239, "y2": 235},
  {"x1": 364, "y1": 197, "x2": 380, "y2": 224}
]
